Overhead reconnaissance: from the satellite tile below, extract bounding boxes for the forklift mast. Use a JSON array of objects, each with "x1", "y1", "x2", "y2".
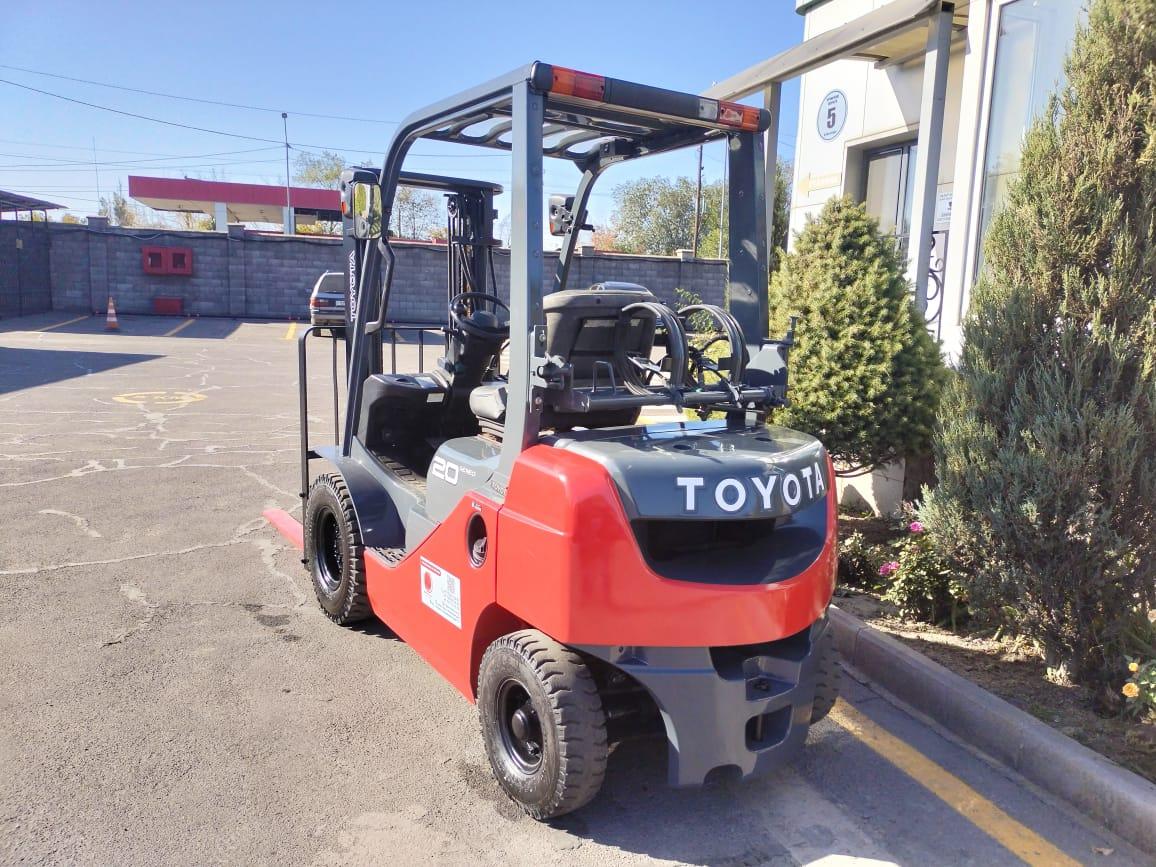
[{"x1": 338, "y1": 168, "x2": 499, "y2": 369}]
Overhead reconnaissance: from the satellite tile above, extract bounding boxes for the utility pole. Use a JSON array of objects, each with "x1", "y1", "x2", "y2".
[
  {"x1": 282, "y1": 112, "x2": 293, "y2": 236},
  {"x1": 91, "y1": 138, "x2": 102, "y2": 213},
  {"x1": 692, "y1": 144, "x2": 703, "y2": 258},
  {"x1": 718, "y1": 140, "x2": 728, "y2": 259}
]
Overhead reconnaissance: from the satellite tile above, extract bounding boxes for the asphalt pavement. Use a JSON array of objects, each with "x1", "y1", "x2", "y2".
[{"x1": 0, "y1": 313, "x2": 1149, "y2": 866}]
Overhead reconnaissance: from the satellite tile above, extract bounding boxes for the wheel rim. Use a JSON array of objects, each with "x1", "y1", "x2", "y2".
[
  {"x1": 314, "y1": 509, "x2": 343, "y2": 594},
  {"x1": 495, "y1": 678, "x2": 543, "y2": 773}
]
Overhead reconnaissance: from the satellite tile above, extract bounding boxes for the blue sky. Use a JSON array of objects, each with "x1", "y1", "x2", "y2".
[{"x1": 0, "y1": 1, "x2": 802, "y2": 230}]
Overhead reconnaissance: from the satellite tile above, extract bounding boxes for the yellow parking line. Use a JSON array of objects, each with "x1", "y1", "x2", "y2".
[
  {"x1": 831, "y1": 703, "x2": 1079, "y2": 867},
  {"x1": 163, "y1": 318, "x2": 196, "y2": 337},
  {"x1": 37, "y1": 314, "x2": 90, "y2": 332},
  {"x1": 283, "y1": 321, "x2": 298, "y2": 341}
]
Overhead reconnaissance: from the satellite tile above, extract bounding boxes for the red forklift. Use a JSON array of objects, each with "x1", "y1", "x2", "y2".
[{"x1": 264, "y1": 63, "x2": 840, "y2": 819}]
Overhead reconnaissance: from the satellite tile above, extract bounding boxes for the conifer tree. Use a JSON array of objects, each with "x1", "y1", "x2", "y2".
[
  {"x1": 922, "y1": 0, "x2": 1156, "y2": 690},
  {"x1": 770, "y1": 197, "x2": 943, "y2": 472}
]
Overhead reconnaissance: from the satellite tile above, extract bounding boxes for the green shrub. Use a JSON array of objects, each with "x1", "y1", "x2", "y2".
[
  {"x1": 882, "y1": 522, "x2": 967, "y2": 627},
  {"x1": 922, "y1": 0, "x2": 1156, "y2": 691},
  {"x1": 770, "y1": 198, "x2": 944, "y2": 472}
]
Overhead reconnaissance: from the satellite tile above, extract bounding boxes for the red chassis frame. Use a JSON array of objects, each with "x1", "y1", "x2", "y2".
[{"x1": 265, "y1": 447, "x2": 838, "y2": 701}]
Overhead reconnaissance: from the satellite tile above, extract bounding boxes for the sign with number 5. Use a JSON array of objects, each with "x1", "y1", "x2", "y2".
[{"x1": 817, "y1": 90, "x2": 848, "y2": 141}]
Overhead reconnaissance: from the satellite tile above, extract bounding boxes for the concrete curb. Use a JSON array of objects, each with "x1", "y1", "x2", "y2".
[{"x1": 829, "y1": 605, "x2": 1156, "y2": 857}]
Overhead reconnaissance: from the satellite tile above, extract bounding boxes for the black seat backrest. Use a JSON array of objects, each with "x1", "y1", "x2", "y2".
[{"x1": 544, "y1": 282, "x2": 657, "y2": 387}]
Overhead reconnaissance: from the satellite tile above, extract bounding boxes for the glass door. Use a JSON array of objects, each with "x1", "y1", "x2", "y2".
[{"x1": 863, "y1": 141, "x2": 918, "y2": 258}]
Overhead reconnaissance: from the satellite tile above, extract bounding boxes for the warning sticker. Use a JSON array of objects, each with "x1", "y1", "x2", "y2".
[{"x1": 420, "y1": 558, "x2": 462, "y2": 628}]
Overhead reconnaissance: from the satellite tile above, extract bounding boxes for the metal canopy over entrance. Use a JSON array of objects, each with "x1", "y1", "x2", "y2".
[{"x1": 704, "y1": 0, "x2": 959, "y2": 312}]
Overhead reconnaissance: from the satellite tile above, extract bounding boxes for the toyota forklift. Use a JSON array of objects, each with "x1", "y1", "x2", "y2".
[{"x1": 263, "y1": 62, "x2": 840, "y2": 819}]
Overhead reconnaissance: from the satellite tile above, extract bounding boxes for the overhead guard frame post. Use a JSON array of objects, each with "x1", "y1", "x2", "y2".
[
  {"x1": 496, "y1": 79, "x2": 546, "y2": 487},
  {"x1": 554, "y1": 165, "x2": 601, "y2": 294},
  {"x1": 727, "y1": 130, "x2": 769, "y2": 352}
]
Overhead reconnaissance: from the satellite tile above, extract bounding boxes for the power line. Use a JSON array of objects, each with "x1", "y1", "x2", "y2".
[
  {"x1": 0, "y1": 159, "x2": 287, "y2": 173},
  {"x1": 0, "y1": 63, "x2": 401, "y2": 124},
  {"x1": 0, "y1": 78, "x2": 290, "y2": 145},
  {"x1": 0, "y1": 137, "x2": 186, "y2": 157},
  {"x1": 0, "y1": 146, "x2": 280, "y2": 168},
  {"x1": 0, "y1": 81, "x2": 509, "y2": 159}
]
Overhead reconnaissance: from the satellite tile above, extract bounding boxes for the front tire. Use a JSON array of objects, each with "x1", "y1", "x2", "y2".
[
  {"x1": 304, "y1": 473, "x2": 370, "y2": 625},
  {"x1": 810, "y1": 630, "x2": 843, "y2": 723},
  {"x1": 477, "y1": 630, "x2": 608, "y2": 819}
]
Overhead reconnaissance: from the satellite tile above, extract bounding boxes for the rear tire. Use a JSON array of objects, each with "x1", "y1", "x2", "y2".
[
  {"x1": 810, "y1": 630, "x2": 842, "y2": 723},
  {"x1": 477, "y1": 630, "x2": 608, "y2": 820},
  {"x1": 304, "y1": 473, "x2": 371, "y2": 625}
]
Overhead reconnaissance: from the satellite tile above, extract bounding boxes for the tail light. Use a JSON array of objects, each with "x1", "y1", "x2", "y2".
[{"x1": 549, "y1": 67, "x2": 606, "y2": 102}]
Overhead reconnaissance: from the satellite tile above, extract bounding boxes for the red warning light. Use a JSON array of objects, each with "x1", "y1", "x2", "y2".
[{"x1": 549, "y1": 67, "x2": 607, "y2": 102}]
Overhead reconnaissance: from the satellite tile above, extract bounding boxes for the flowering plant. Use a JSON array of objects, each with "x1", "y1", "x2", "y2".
[
  {"x1": 882, "y1": 515, "x2": 967, "y2": 627},
  {"x1": 1122, "y1": 657, "x2": 1156, "y2": 720}
]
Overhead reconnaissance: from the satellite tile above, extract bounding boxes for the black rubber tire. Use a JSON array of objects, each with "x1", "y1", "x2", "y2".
[
  {"x1": 810, "y1": 630, "x2": 843, "y2": 724},
  {"x1": 303, "y1": 473, "x2": 371, "y2": 625},
  {"x1": 477, "y1": 630, "x2": 608, "y2": 820}
]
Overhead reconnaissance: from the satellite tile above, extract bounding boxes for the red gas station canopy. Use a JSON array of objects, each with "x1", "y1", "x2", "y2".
[{"x1": 127, "y1": 176, "x2": 341, "y2": 224}]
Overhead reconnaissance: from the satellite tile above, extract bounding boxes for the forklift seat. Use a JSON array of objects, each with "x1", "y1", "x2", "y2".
[
  {"x1": 469, "y1": 282, "x2": 658, "y2": 430},
  {"x1": 358, "y1": 372, "x2": 448, "y2": 456}
]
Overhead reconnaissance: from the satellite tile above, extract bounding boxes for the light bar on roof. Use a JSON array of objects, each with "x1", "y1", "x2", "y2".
[
  {"x1": 717, "y1": 101, "x2": 761, "y2": 131},
  {"x1": 545, "y1": 65, "x2": 765, "y2": 133},
  {"x1": 549, "y1": 67, "x2": 606, "y2": 101}
]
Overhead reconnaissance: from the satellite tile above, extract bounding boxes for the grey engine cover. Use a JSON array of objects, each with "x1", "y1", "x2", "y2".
[{"x1": 547, "y1": 420, "x2": 829, "y2": 521}]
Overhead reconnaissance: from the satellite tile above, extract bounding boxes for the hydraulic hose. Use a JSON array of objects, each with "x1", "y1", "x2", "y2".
[
  {"x1": 677, "y1": 303, "x2": 747, "y2": 389},
  {"x1": 615, "y1": 301, "x2": 688, "y2": 404}
]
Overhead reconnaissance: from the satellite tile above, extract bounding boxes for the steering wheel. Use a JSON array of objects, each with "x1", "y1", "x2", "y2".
[{"x1": 449, "y1": 291, "x2": 510, "y2": 341}]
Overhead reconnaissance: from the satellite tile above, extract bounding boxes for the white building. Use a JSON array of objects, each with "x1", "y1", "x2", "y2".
[{"x1": 708, "y1": 0, "x2": 1084, "y2": 509}]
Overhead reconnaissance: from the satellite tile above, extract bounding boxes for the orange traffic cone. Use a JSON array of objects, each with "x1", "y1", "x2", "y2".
[{"x1": 105, "y1": 296, "x2": 120, "y2": 331}]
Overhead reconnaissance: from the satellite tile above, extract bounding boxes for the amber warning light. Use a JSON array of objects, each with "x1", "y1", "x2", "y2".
[
  {"x1": 717, "y1": 101, "x2": 761, "y2": 131},
  {"x1": 549, "y1": 67, "x2": 761, "y2": 132},
  {"x1": 549, "y1": 67, "x2": 607, "y2": 102}
]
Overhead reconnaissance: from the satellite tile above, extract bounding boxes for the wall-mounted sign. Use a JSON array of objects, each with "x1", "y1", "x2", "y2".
[
  {"x1": 934, "y1": 190, "x2": 953, "y2": 229},
  {"x1": 817, "y1": 90, "x2": 848, "y2": 141}
]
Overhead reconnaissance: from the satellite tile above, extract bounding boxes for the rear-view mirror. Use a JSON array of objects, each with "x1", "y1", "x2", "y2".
[
  {"x1": 549, "y1": 194, "x2": 574, "y2": 236},
  {"x1": 343, "y1": 181, "x2": 382, "y2": 240}
]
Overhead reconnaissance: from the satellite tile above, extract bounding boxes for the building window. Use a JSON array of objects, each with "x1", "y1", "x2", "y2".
[
  {"x1": 862, "y1": 141, "x2": 918, "y2": 258},
  {"x1": 975, "y1": 0, "x2": 1084, "y2": 276}
]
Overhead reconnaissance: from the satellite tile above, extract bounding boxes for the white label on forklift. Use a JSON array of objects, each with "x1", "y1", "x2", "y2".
[{"x1": 420, "y1": 558, "x2": 461, "y2": 628}]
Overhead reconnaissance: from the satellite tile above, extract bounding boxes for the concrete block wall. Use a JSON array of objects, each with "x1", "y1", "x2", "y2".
[
  {"x1": 239, "y1": 233, "x2": 345, "y2": 319},
  {"x1": 32, "y1": 222, "x2": 727, "y2": 323}
]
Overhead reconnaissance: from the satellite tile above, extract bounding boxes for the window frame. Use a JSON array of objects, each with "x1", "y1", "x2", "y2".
[{"x1": 860, "y1": 139, "x2": 919, "y2": 258}]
